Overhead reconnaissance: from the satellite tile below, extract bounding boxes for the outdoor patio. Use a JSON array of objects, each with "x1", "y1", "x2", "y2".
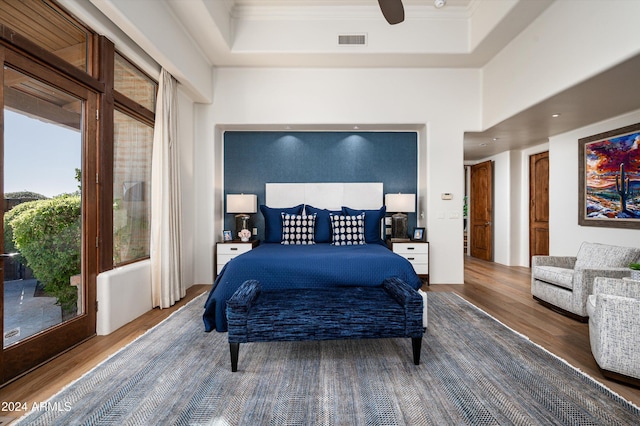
[{"x1": 3, "y1": 279, "x2": 61, "y2": 347}]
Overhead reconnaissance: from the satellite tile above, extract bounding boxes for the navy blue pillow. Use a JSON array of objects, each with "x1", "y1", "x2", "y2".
[
  {"x1": 343, "y1": 206, "x2": 386, "y2": 245},
  {"x1": 260, "y1": 204, "x2": 304, "y2": 243},
  {"x1": 305, "y1": 205, "x2": 342, "y2": 243}
]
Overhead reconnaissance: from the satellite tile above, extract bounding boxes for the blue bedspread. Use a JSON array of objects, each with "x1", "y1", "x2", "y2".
[{"x1": 203, "y1": 243, "x2": 423, "y2": 332}]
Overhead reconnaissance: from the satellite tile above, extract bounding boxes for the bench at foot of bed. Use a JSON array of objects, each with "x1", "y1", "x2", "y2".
[{"x1": 225, "y1": 277, "x2": 426, "y2": 372}]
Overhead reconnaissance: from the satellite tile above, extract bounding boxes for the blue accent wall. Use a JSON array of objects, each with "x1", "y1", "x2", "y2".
[{"x1": 224, "y1": 131, "x2": 418, "y2": 241}]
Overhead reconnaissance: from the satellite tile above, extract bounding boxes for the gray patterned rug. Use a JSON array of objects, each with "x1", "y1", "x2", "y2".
[{"x1": 17, "y1": 292, "x2": 640, "y2": 425}]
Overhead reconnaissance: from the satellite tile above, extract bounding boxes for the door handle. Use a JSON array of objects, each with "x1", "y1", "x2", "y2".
[
  {"x1": 0, "y1": 253, "x2": 19, "y2": 258},
  {"x1": 485, "y1": 222, "x2": 491, "y2": 226}
]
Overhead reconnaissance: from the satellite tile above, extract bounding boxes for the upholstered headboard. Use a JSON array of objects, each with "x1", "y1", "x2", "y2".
[{"x1": 265, "y1": 182, "x2": 383, "y2": 210}]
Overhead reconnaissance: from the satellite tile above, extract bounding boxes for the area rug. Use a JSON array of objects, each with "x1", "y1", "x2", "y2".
[{"x1": 17, "y1": 292, "x2": 640, "y2": 425}]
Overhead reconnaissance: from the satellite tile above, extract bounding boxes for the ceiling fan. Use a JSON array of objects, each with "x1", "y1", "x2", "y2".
[{"x1": 378, "y1": 0, "x2": 446, "y2": 25}]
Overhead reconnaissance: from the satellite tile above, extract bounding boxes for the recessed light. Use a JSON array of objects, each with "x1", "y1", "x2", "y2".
[
  {"x1": 492, "y1": 137, "x2": 499, "y2": 141},
  {"x1": 479, "y1": 143, "x2": 488, "y2": 147},
  {"x1": 353, "y1": 125, "x2": 359, "y2": 130},
  {"x1": 551, "y1": 113, "x2": 561, "y2": 118},
  {"x1": 285, "y1": 125, "x2": 291, "y2": 130}
]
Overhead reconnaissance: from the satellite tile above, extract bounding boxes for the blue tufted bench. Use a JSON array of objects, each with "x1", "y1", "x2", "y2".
[{"x1": 226, "y1": 277, "x2": 425, "y2": 372}]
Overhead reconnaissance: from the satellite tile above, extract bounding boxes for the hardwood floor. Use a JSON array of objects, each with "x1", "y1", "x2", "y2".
[
  {"x1": 1, "y1": 258, "x2": 639, "y2": 424},
  {"x1": 427, "y1": 256, "x2": 640, "y2": 407}
]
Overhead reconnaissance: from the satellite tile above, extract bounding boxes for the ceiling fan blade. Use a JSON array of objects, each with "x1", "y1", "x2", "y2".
[{"x1": 378, "y1": 0, "x2": 404, "y2": 25}]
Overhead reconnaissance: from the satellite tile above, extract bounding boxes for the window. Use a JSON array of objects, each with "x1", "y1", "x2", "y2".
[
  {"x1": 114, "y1": 53, "x2": 157, "y2": 112},
  {"x1": 0, "y1": 0, "x2": 92, "y2": 73},
  {"x1": 113, "y1": 110, "x2": 153, "y2": 265},
  {"x1": 112, "y1": 53, "x2": 156, "y2": 265}
]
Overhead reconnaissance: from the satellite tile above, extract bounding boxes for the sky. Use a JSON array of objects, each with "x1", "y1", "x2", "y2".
[{"x1": 4, "y1": 109, "x2": 81, "y2": 198}]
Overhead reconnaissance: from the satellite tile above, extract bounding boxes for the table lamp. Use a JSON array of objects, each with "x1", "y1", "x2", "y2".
[
  {"x1": 226, "y1": 194, "x2": 257, "y2": 239},
  {"x1": 385, "y1": 193, "x2": 415, "y2": 239}
]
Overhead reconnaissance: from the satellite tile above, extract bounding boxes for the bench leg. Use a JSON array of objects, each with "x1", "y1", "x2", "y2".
[
  {"x1": 411, "y1": 337, "x2": 422, "y2": 365},
  {"x1": 230, "y1": 342, "x2": 240, "y2": 372}
]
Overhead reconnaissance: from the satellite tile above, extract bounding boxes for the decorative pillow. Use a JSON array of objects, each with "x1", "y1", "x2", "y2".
[
  {"x1": 260, "y1": 204, "x2": 304, "y2": 243},
  {"x1": 343, "y1": 206, "x2": 386, "y2": 245},
  {"x1": 305, "y1": 205, "x2": 342, "y2": 243},
  {"x1": 330, "y1": 213, "x2": 366, "y2": 245},
  {"x1": 281, "y1": 213, "x2": 316, "y2": 245}
]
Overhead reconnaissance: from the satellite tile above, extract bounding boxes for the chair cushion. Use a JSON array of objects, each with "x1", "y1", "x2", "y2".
[
  {"x1": 533, "y1": 266, "x2": 575, "y2": 290},
  {"x1": 574, "y1": 243, "x2": 640, "y2": 270}
]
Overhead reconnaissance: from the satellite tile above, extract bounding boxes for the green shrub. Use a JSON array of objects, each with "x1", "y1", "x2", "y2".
[
  {"x1": 3, "y1": 200, "x2": 42, "y2": 265},
  {"x1": 8, "y1": 195, "x2": 81, "y2": 312}
]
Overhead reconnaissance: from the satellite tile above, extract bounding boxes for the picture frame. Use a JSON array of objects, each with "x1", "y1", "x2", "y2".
[
  {"x1": 223, "y1": 230, "x2": 233, "y2": 241},
  {"x1": 578, "y1": 122, "x2": 640, "y2": 229},
  {"x1": 412, "y1": 227, "x2": 425, "y2": 241}
]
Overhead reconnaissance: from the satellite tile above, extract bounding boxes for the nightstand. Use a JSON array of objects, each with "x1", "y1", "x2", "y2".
[
  {"x1": 216, "y1": 240, "x2": 259, "y2": 276},
  {"x1": 388, "y1": 240, "x2": 429, "y2": 285}
]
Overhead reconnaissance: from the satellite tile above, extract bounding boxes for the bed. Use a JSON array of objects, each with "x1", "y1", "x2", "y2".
[{"x1": 203, "y1": 182, "x2": 423, "y2": 332}]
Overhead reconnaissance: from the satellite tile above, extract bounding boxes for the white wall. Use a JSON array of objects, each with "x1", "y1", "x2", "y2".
[
  {"x1": 199, "y1": 67, "x2": 482, "y2": 284},
  {"x1": 482, "y1": 0, "x2": 640, "y2": 129},
  {"x1": 178, "y1": 88, "x2": 195, "y2": 288},
  {"x1": 192, "y1": 101, "x2": 218, "y2": 285},
  {"x1": 492, "y1": 151, "x2": 512, "y2": 265},
  {"x1": 96, "y1": 260, "x2": 152, "y2": 335},
  {"x1": 549, "y1": 110, "x2": 640, "y2": 255}
]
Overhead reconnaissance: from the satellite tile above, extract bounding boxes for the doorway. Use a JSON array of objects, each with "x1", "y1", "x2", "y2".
[
  {"x1": 1, "y1": 49, "x2": 98, "y2": 384},
  {"x1": 469, "y1": 160, "x2": 493, "y2": 261},
  {"x1": 529, "y1": 151, "x2": 549, "y2": 263}
]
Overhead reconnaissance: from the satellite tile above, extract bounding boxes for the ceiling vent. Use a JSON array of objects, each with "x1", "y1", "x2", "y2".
[{"x1": 338, "y1": 34, "x2": 367, "y2": 46}]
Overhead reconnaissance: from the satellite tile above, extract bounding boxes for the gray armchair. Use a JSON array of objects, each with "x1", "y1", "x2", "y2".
[
  {"x1": 531, "y1": 242, "x2": 640, "y2": 321},
  {"x1": 587, "y1": 277, "x2": 640, "y2": 385}
]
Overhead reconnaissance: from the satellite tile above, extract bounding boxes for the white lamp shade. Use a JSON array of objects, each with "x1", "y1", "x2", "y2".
[
  {"x1": 385, "y1": 193, "x2": 416, "y2": 213},
  {"x1": 226, "y1": 194, "x2": 257, "y2": 214}
]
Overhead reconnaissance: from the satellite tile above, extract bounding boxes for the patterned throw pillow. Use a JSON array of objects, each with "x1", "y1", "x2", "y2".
[
  {"x1": 281, "y1": 213, "x2": 316, "y2": 245},
  {"x1": 330, "y1": 213, "x2": 366, "y2": 245}
]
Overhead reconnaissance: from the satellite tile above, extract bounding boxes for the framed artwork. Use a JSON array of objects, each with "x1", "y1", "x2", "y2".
[
  {"x1": 578, "y1": 122, "x2": 640, "y2": 228},
  {"x1": 223, "y1": 230, "x2": 232, "y2": 241},
  {"x1": 412, "y1": 227, "x2": 425, "y2": 241}
]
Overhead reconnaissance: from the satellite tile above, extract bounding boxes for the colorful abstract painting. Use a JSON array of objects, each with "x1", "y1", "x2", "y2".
[{"x1": 579, "y1": 123, "x2": 640, "y2": 228}]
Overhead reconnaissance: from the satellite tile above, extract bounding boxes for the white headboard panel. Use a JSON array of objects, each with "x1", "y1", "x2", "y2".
[{"x1": 266, "y1": 183, "x2": 383, "y2": 210}]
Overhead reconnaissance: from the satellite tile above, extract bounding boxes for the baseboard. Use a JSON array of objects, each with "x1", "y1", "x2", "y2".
[{"x1": 532, "y1": 296, "x2": 588, "y2": 323}]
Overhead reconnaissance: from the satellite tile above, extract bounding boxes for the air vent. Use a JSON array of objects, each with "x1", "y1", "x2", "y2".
[{"x1": 338, "y1": 34, "x2": 367, "y2": 46}]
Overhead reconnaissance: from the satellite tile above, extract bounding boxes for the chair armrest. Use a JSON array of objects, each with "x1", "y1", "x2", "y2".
[
  {"x1": 593, "y1": 277, "x2": 640, "y2": 300},
  {"x1": 591, "y1": 293, "x2": 640, "y2": 377},
  {"x1": 594, "y1": 294, "x2": 640, "y2": 330},
  {"x1": 574, "y1": 268, "x2": 633, "y2": 297},
  {"x1": 532, "y1": 256, "x2": 576, "y2": 269},
  {"x1": 382, "y1": 277, "x2": 424, "y2": 334},
  {"x1": 382, "y1": 277, "x2": 420, "y2": 306},
  {"x1": 226, "y1": 280, "x2": 261, "y2": 343},
  {"x1": 226, "y1": 280, "x2": 261, "y2": 313}
]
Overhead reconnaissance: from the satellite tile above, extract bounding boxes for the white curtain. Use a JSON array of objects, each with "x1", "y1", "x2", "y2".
[{"x1": 151, "y1": 68, "x2": 184, "y2": 308}]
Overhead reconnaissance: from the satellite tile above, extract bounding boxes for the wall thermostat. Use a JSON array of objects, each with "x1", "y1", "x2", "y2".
[{"x1": 441, "y1": 193, "x2": 453, "y2": 200}]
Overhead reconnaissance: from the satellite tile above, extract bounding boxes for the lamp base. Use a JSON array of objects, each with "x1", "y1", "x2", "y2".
[
  {"x1": 391, "y1": 213, "x2": 408, "y2": 239},
  {"x1": 234, "y1": 214, "x2": 251, "y2": 239}
]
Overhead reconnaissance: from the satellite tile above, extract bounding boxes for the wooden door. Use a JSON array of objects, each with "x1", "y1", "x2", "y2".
[
  {"x1": 529, "y1": 151, "x2": 549, "y2": 264},
  {"x1": 470, "y1": 161, "x2": 493, "y2": 261},
  {"x1": 1, "y1": 48, "x2": 98, "y2": 385}
]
